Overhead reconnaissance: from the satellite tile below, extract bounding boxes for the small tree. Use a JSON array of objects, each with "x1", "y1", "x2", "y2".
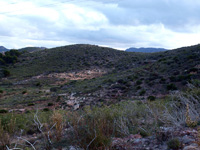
[{"x1": 3, "y1": 69, "x2": 10, "y2": 77}]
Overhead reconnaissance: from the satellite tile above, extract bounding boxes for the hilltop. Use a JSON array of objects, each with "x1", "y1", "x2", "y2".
[
  {"x1": 18, "y1": 46, "x2": 46, "y2": 53},
  {"x1": 0, "y1": 46, "x2": 9, "y2": 52}
]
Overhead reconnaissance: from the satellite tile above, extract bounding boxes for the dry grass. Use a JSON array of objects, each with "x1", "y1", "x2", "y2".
[
  {"x1": 52, "y1": 110, "x2": 63, "y2": 141},
  {"x1": 0, "y1": 120, "x2": 11, "y2": 150},
  {"x1": 196, "y1": 127, "x2": 200, "y2": 146},
  {"x1": 185, "y1": 104, "x2": 198, "y2": 128}
]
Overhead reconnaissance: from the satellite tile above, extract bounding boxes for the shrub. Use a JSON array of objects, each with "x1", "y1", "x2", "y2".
[
  {"x1": 22, "y1": 90, "x2": 27, "y2": 94},
  {"x1": 136, "y1": 86, "x2": 141, "y2": 90},
  {"x1": 189, "y1": 68, "x2": 198, "y2": 72},
  {"x1": 160, "y1": 78, "x2": 166, "y2": 82},
  {"x1": 167, "y1": 84, "x2": 177, "y2": 91},
  {"x1": 139, "y1": 89, "x2": 146, "y2": 96},
  {"x1": 139, "y1": 129, "x2": 149, "y2": 137},
  {"x1": 67, "y1": 107, "x2": 113, "y2": 149},
  {"x1": 52, "y1": 111, "x2": 63, "y2": 141},
  {"x1": 117, "y1": 79, "x2": 127, "y2": 84},
  {"x1": 0, "y1": 109, "x2": 8, "y2": 113},
  {"x1": 43, "y1": 108, "x2": 50, "y2": 112},
  {"x1": 56, "y1": 96, "x2": 61, "y2": 102},
  {"x1": 50, "y1": 87, "x2": 58, "y2": 92},
  {"x1": 0, "y1": 120, "x2": 11, "y2": 150},
  {"x1": 0, "y1": 89, "x2": 3, "y2": 93},
  {"x1": 3, "y1": 69, "x2": 10, "y2": 77},
  {"x1": 136, "y1": 80, "x2": 142, "y2": 85},
  {"x1": 27, "y1": 103, "x2": 34, "y2": 106},
  {"x1": 169, "y1": 76, "x2": 177, "y2": 82},
  {"x1": 167, "y1": 138, "x2": 181, "y2": 150},
  {"x1": 185, "y1": 104, "x2": 197, "y2": 128},
  {"x1": 26, "y1": 129, "x2": 35, "y2": 135},
  {"x1": 48, "y1": 103, "x2": 54, "y2": 106},
  {"x1": 147, "y1": 96, "x2": 156, "y2": 101},
  {"x1": 0, "y1": 58, "x2": 5, "y2": 65},
  {"x1": 36, "y1": 82, "x2": 41, "y2": 86}
]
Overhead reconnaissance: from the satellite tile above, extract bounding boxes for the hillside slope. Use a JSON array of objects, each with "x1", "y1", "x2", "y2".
[
  {"x1": 9, "y1": 44, "x2": 146, "y2": 77},
  {"x1": 0, "y1": 44, "x2": 200, "y2": 108}
]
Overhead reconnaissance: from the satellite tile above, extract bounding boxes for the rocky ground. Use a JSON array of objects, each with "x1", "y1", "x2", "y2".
[{"x1": 111, "y1": 127, "x2": 200, "y2": 150}]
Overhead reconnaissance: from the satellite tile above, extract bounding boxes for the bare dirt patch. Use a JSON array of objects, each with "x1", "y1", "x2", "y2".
[{"x1": 35, "y1": 69, "x2": 107, "y2": 85}]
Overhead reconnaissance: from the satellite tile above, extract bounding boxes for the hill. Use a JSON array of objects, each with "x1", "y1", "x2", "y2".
[
  {"x1": 1, "y1": 44, "x2": 200, "y2": 150},
  {"x1": 126, "y1": 47, "x2": 168, "y2": 53},
  {"x1": 0, "y1": 46, "x2": 9, "y2": 52},
  {"x1": 18, "y1": 46, "x2": 46, "y2": 53},
  {"x1": 9, "y1": 44, "x2": 146, "y2": 77},
  {"x1": 0, "y1": 44, "x2": 199, "y2": 108}
]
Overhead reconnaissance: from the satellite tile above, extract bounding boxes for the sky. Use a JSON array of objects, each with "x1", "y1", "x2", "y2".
[{"x1": 0, "y1": 0, "x2": 200, "y2": 50}]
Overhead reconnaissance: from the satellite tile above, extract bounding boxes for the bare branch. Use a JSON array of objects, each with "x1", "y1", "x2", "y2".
[
  {"x1": 86, "y1": 130, "x2": 97, "y2": 150},
  {"x1": 47, "y1": 123, "x2": 57, "y2": 144},
  {"x1": 17, "y1": 137, "x2": 36, "y2": 150}
]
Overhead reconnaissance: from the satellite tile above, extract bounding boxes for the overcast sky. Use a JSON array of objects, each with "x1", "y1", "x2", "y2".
[{"x1": 0, "y1": 0, "x2": 200, "y2": 50}]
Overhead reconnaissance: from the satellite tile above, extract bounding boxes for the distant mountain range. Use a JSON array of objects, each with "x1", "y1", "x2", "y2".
[
  {"x1": 126, "y1": 47, "x2": 168, "y2": 53},
  {"x1": 0, "y1": 46, "x2": 9, "y2": 52}
]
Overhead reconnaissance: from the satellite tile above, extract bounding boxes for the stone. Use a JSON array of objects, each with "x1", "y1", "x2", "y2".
[
  {"x1": 182, "y1": 135, "x2": 195, "y2": 144},
  {"x1": 73, "y1": 104, "x2": 80, "y2": 110},
  {"x1": 66, "y1": 100, "x2": 75, "y2": 107},
  {"x1": 183, "y1": 145, "x2": 199, "y2": 150}
]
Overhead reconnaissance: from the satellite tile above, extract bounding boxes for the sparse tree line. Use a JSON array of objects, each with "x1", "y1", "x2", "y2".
[
  {"x1": 0, "y1": 50, "x2": 21, "y2": 77},
  {"x1": 0, "y1": 50, "x2": 21, "y2": 65}
]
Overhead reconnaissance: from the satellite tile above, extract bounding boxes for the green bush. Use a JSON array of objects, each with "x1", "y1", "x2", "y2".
[
  {"x1": 43, "y1": 108, "x2": 50, "y2": 112},
  {"x1": 138, "y1": 129, "x2": 149, "y2": 137},
  {"x1": 22, "y1": 90, "x2": 27, "y2": 94},
  {"x1": 50, "y1": 87, "x2": 57, "y2": 92},
  {"x1": 147, "y1": 96, "x2": 156, "y2": 101},
  {"x1": 63, "y1": 101, "x2": 156, "y2": 149},
  {"x1": 0, "y1": 58, "x2": 5, "y2": 65},
  {"x1": 0, "y1": 109, "x2": 8, "y2": 113},
  {"x1": 189, "y1": 68, "x2": 198, "y2": 72},
  {"x1": 27, "y1": 103, "x2": 34, "y2": 106},
  {"x1": 35, "y1": 82, "x2": 41, "y2": 86},
  {"x1": 3, "y1": 69, "x2": 10, "y2": 77},
  {"x1": 48, "y1": 103, "x2": 53, "y2": 106},
  {"x1": 136, "y1": 86, "x2": 141, "y2": 90},
  {"x1": 139, "y1": 89, "x2": 146, "y2": 96},
  {"x1": 136, "y1": 80, "x2": 142, "y2": 85},
  {"x1": 167, "y1": 138, "x2": 181, "y2": 150},
  {"x1": 167, "y1": 84, "x2": 177, "y2": 91},
  {"x1": 56, "y1": 96, "x2": 61, "y2": 102}
]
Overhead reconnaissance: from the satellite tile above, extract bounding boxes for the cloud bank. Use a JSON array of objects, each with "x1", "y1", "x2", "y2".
[{"x1": 0, "y1": 0, "x2": 200, "y2": 50}]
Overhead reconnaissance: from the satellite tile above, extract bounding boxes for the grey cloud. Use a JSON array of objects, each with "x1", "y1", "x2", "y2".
[
  {"x1": 92, "y1": 0, "x2": 200, "y2": 31},
  {"x1": 1, "y1": 0, "x2": 200, "y2": 49}
]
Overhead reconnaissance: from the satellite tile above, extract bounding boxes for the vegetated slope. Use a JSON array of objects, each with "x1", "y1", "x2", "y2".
[
  {"x1": 1, "y1": 44, "x2": 200, "y2": 107},
  {"x1": 9, "y1": 44, "x2": 146, "y2": 77},
  {"x1": 7, "y1": 44, "x2": 200, "y2": 90},
  {"x1": 1, "y1": 44, "x2": 200, "y2": 150},
  {"x1": 126, "y1": 47, "x2": 168, "y2": 53},
  {"x1": 55, "y1": 44, "x2": 200, "y2": 98}
]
